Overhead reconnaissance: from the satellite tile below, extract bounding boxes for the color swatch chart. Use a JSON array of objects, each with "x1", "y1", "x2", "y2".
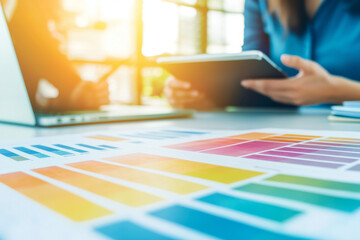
[
  {"x1": 166, "y1": 131, "x2": 360, "y2": 171},
  {"x1": 1, "y1": 151, "x2": 360, "y2": 240}
]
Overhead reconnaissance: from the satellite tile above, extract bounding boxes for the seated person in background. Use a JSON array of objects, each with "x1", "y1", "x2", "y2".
[
  {"x1": 2, "y1": 0, "x2": 109, "y2": 111},
  {"x1": 165, "y1": 0, "x2": 360, "y2": 110}
]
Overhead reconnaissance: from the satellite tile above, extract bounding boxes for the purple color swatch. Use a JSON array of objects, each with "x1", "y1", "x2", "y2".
[
  {"x1": 348, "y1": 164, "x2": 360, "y2": 172},
  {"x1": 295, "y1": 144, "x2": 360, "y2": 153},
  {"x1": 264, "y1": 150, "x2": 356, "y2": 163},
  {"x1": 278, "y1": 147, "x2": 360, "y2": 158},
  {"x1": 245, "y1": 154, "x2": 342, "y2": 169},
  {"x1": 202, "y1": 141, "x2": 289, "y2": 157}
]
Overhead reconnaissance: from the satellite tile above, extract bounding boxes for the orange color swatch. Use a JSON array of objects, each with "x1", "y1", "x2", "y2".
[
  {"x1": 0, "y1": 172, "x2": 112, "y2": 221},
  {"x1": 68, "y1": 161, "x2": 207, "y2": 194}
]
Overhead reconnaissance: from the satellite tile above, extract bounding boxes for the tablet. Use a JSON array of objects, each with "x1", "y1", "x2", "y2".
[{"x1": 157, "y1": 50, "x2": 293, "y2": 107}]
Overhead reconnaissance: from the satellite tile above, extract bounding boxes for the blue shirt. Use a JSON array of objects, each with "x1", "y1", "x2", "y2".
[{"x1": 244, "y1": 0, "x2": 360, "y2": 80}]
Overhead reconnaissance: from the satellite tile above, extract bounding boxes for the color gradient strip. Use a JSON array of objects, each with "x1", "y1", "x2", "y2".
[
  {"x1": 0, "y1": 172, "x2": 112, "y2": 221},
  {"x1": 32, "y1": 145, "x2": 72, "y2": 156},
  {"x1": 34, "y1": 166, "x2": 163, "y2": 207},
  {"x1": 150, "y1": 205, "x2": 304, "y2": 240},
  {"x1": 282, "y1": 134, "x2": 321, "y2": 138},
  {"x1": 278, "y1": 147, "x2": 360, "y2": 158},
  {"x1": 0, "y1": 149, "x2": 29, "y2": 161},
  {"x1": 166, "y1": 138, "x2": 248, "y2": 152},
  {"x1": 54, "y1": 144, "x2": 88, "y2": 154},
  {"x1": 262, "y1": 150, "x2": 356, "y2": 163},
  {"x1": 261, "y1": 138, "x2": 303, "y2": 143},
  {"x1": 104, "y1": 153, "x2": 264, "y2": 184},
  {"x1": 68, "y1": 161, "x2": 207, "y2": 194},
  {"x1": 293, "y1": 144, "x2": 360, "y2": 153},
  {"x1": 266, "y1": 174, "x2": 360, "y2": 193},
  {"x1": 348, "y1": 164, "x2": 360, "y2": 172},
  {"x1": 76, "y1": 144, "x2": 105, "y2": 151},
  {"x1": 96, "y1": 221, "x2": 172, "y2": 240},
  {"x1": 245, "y1": 154, "x2": 342, "y2": 169},
  {"x1": 235, "y1": 184, "x2": 360, "y2": 212},
  {"x1": 197, "y1": 193, "x2": 302, "y2": 222},
  {"x1": 309, "y1": 141, "x2": 360, "y2": 148},
  {"x1": 202, "y1": 141, "x2": 291, "y2": 157},
  {"x1": 87, "y1": 135, "x2": 126, "y2": 142},
  {"x1": 14, "y1": 147, "x2": 49, "y2": 159},
  {"x1": 229, "y1": 132, "x2": 277, "y2": 140}
]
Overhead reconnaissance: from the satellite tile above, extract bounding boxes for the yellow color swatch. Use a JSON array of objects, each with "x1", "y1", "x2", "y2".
[
  {"x1": 0, "y1": 172, "x2": 112, "y2": 221},
  {"x1": 68, "y1": 161, "x2": 207, "y2": 194},
  {"x1": 326, "y1": 137, "x2": 360, "y2": 141},
  {"x1": 282, "y1": 134, "x2": 322, "y2": 138},
  {"x1": 104, "y1": 153, "x2": 264, "y2": 184},
  {"x1": 34, "y1": 166, "x2": 163, "y2": 207},
  {"x1": 229, "y1": 132, "x2": 277, "y2": 140},
  {"x1": 87, "y1": 135, "x2": 126, "y2": 142}
]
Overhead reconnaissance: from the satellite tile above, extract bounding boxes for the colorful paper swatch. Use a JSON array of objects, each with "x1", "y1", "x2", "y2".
[
  {"x1": 261, "y1": 150, "x2": 356, "y2": 163},
  {"x1": 68, "y1": 161, "x2": 208, "y2": 194},
  {"x1": 14, "y1": 147, "x2": 49, "y2": 159},
  {"x1": 266, "y1": 174, "x2": 360, "y2": 193},
  {"x1": 245, "y1": 154, "x2": 342, "y2": 168},
  {"x1": 87, "y1": 135, "x2": 126, "y2": 142},
  {"x1": 202, "y1": 141, "x2": 290, "y2": 157},
  {"x1": 229, "y1": 132, "x2": 277, "y2": 140},
  {"x1": 0, "y1": 149, "x2": 29, "y2": 161},
  {"x1": 166, "y1": 138, "x2": 248, "y2": 152},
  {"x1": 34, "y1": 166, "x2": 163, "y2": 207},
  {"x1": 0, "y1": 172, "x2": 112, "y2": 221},
  {"x1": 104, "y1": 153, "x2": 264, "y2": 184},
  {"x1": 150, "y1": 205, "x2": 304, "y2": 240},
  {"x1": 96, "y1": 221, "x2": 172, "y2": 240},
  {"x1": 235, "y1": 184, "x2": 360, "y2": 213},
  {"x1": 32, "y1": 145, "x2": 73, "y2": 156},
  {"x1": 54, "y1": 144, "x2": 88, "y2": 154},
  {"x1": 197, "y1": 193, "x2": 302, "y2": 222}
]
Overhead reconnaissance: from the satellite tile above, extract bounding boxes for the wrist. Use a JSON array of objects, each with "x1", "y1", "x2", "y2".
[{"x1": 327, "y1": 76, "x2": 360, "y2": 104}]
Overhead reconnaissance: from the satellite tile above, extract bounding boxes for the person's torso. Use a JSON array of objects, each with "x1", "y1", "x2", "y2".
[{"x1": 258, "y1": 0, "x2": 360, "y2": 80}]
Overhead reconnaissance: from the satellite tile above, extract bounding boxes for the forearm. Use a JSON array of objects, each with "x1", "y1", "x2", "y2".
[{"x1": 329, "y1": 76, "x2": 360, "y2": 104}]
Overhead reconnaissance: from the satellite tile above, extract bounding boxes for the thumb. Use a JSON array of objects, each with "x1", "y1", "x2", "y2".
[{"x1": 281, "y1": 55, "x2": 316, "y2": 74}]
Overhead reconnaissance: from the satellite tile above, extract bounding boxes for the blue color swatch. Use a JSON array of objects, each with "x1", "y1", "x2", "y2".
[
  {"x1": 95, "y1": 221, "x2": 173, "y2": 240},
  {"x1": 150, "y1": 205, "x2": 305, "y2": 240}
]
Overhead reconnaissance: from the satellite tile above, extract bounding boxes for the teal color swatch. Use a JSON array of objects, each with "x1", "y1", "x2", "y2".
[
  {"x1": 197, "y1": 193, "x2": 302, "y2": 222},
  {"x1": 235, "y1": 184, "x2": 360, "y2": 213}
]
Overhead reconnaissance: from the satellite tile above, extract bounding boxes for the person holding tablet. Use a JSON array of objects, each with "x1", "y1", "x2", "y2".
[{"x1": 165, "y1": 0, "x2": 360, "y2": 109}]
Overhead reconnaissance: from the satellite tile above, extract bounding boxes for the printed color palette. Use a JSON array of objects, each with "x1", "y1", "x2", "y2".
[
  {"x1": 150, "y1": 205, "x2": 303, "y2": 240},
  {"x1": 96, "y1": 221, "x2": 171, "y2": 240},
  {"x1": 0, "y1": 149, "x2": 29, "y2": 161},
  {"x1": 68, "y1": 161, "x2": 208, "y2": 194},
  {"x1": 235, "y1": 184, "x2": 360, "y2": 213},
  {"x1": 197, "y1": 193, "x2": 302, "y2": 222},
  {"x1": 104, "y1": 153, "x2": 264, "y2": 184},
  {"x1": 166, "y1": 131, "x2": 360, "y2": 170},
  {"x1": 0, "y1": 172, "x2": 112, "y2": 221},
  {"x1": 34, "y1": 166, "x2": 163, "y2": 207},
  {"x1": 87, "y1": 135, "x2": 126, "y2": 142}
]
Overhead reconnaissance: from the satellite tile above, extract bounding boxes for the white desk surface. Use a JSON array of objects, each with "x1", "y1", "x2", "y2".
[{"x1": 0, "y1": 107, "x2": 358, "y2": 144}]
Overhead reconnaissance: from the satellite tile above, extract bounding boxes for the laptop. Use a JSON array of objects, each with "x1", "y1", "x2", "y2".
[{"x1": 0, "y1": 2, "x2": 193, "y2": 127}]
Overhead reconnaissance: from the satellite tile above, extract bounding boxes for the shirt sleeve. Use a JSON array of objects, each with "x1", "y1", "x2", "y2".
[{"x1": 243, "y1": 0, "x2": 270, "y2": 55}]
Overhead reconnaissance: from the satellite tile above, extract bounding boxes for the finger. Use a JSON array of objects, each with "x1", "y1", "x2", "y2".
[
  {"x1": 167, "y1": 78, "x2": 191, "y2": 89},
  {"x1": 281, "y1": 55, "x2": 317, "y2": 74},
  {"x1": 241, "y1": 79, "x2": 294, "y2": 94}
]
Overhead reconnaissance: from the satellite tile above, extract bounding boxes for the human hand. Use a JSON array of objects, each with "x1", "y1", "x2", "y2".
[
  {"x1": 69, "y1": 81, "x2": 110, "y2": 110},
  {"x1": 241, "y1": 55, "x2": 338, "y2": 106},
  {"x1": 164, "y1": 77, "x2": 216, "y2": 110}
]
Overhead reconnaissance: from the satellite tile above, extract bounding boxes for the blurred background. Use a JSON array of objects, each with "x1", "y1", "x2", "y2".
[{"x1": 11, "y1": 0, "x2": 246, "y2": 106}]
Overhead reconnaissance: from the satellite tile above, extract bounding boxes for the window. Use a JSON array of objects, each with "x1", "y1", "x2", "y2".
[{"x1": 58, "y1": 0, "x2": 245, "y2": 105}]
